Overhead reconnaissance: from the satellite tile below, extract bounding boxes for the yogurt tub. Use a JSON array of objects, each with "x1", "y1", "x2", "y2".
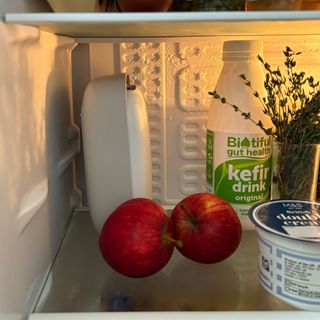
[{"x1": 249, "y1": 200, "x2": 320, "y2": 311}]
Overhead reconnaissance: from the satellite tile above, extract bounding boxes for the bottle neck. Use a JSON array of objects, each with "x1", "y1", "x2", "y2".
[{"x1": 222, "y1": 52, "x2": 260, "y2": 62}]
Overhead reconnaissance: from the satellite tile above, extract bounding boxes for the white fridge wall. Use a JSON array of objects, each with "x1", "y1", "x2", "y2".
[
  {"x1": 0, "y1": 22, "x2": 77, "y2": 318},
  {"x1": 87, "y1": 36, "x2": 320, "y2": 207}
]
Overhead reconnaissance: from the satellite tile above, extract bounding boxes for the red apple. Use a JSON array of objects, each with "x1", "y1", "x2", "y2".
[
  {"x1": 171, "y1": 193, "x2": 242, "y2": 264},
  {"x1": 99, "y1": 198, "x2": 176, "y2": 278}
]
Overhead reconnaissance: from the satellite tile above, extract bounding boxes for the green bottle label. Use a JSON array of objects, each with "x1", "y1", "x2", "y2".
[
  {"x1": 206, "y1": 130, "x2": 272, "y2": 216},
  {"x1": 206, "y1": 130, "x2": 214, "y2": 188}
]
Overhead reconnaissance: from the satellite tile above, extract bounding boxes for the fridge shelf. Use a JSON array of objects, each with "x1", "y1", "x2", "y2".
[
  {"x1": 5, "y1": 11, "x2": 320, "y2": 38},
  {"x1": 35, "y1": 212, "x2": 300, "y2": 314}
]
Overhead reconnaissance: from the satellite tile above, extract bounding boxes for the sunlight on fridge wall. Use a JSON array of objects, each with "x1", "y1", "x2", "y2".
[
  {"x1": 80, "y1": 36, "x2": 320, "y2": 207},
  {"x1": 2, "y1": 1, "x2": 320, "y2": 319}
]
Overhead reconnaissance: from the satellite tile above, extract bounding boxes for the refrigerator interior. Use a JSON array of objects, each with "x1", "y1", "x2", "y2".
[{"x1": 1, "y1": 2, "x2": 320, "y2": 319}]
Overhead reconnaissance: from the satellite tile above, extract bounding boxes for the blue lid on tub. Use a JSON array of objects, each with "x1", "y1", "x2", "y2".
[{"x1": 249, "y1": 200, "x2": 320, "y2": 242}]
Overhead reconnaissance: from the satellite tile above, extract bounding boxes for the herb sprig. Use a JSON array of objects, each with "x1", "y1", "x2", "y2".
[{"x1": 209, "y1": 46, "x2": 320, "y2": 145}]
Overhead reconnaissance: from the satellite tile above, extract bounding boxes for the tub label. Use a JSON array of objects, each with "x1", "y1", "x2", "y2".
[
  {"x1": 257, "y1": 236, "x2": 273, "y2": 291},
  {"x1": 250, "y1": 200, "x2": 320, "y2": 241},
  {"x1": 276, "y1": 249, "x2": 320, "y2": 303},
  {"x1": 250, "y1": 200, "x2": 320, "y2": 309}
]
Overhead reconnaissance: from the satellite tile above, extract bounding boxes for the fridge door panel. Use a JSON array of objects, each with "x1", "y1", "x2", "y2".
[{"x1": 0, "y1": 22, "x2": 76, "y2": 316}]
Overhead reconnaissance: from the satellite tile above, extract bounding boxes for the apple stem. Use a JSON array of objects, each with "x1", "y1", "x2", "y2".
[{"x1": 162, "y1": 233, "x2": 183, "y2": 248}]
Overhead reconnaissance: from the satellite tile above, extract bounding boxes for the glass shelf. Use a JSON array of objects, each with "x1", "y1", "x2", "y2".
[
  {"x1": 35, "y1": 213, "x2": 296, "y2": 313},
  {"x1": 5, "y1": 11, "x2": 320, "y2": 38},
  {"x1": 32, "y1": 213, "x2": 320, "y2": 319}
]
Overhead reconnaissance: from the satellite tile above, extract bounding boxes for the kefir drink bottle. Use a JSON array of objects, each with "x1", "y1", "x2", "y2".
[{"x1": 206, "y1": 40, "x2": 273, "y2": 230}]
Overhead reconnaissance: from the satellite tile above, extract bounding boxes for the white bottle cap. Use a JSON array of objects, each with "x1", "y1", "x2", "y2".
[{"x1": 223, "y1": 40, "x2": 263, "y2": 61}]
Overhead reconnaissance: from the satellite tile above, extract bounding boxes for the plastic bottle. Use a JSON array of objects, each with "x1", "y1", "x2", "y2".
[{"x1": 206, "y1": 40, "x2": 273, "y2": 230}]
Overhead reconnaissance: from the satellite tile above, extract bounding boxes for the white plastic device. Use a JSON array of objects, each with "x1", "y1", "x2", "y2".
[{"x1": 81, "y1": 74, "x2": 152, "y2": 233}]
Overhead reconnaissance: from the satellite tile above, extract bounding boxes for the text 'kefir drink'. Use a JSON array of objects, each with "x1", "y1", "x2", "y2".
[{"x1": 206, "y1": 40, "x2": 273, "y2": 230}]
